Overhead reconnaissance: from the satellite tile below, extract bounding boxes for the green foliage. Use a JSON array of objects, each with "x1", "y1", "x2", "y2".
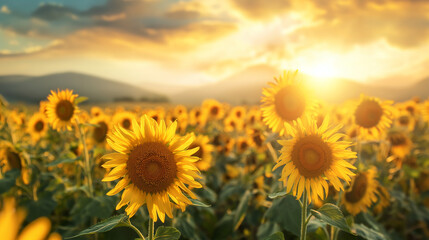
[
  {"x1": 310, "y1": 204, "x2": 353, "y2": 234},
  {"x1": 154, "y1": 226, "x2": 181, "y2": 240}
]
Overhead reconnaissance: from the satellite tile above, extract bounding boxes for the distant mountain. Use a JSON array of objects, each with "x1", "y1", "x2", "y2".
[
  {"x1": 0, "y1": 72, "x2": 167, "y2": 103},
  {"x1": 172, "y1": 64, "x2": 279, "y2": 105},
  {"x1": 172, "y1": 65, "x2": 429, "y2": 105}
]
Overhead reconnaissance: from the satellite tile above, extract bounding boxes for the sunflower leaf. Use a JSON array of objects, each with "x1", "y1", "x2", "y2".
[
  {"x1": 74, "y1": 96, "x2": 88, "y2": 105},
  {"x1": 310, "y1": 203, "x2": 354, "y2": 234},
  {"x1": 154, "y1": 226, "x2": 181, "y2": 240},
  {"x1": 66, "y1": 214, "x2": 127, "y2": 238},
  {"x1": 263, "y1": 232, "x2": 285, "y2": 240},
  {"x1": 0, "y1": 169, "x2": 20, "y2": 194},
  {"x1": 233, "y1": 190, "x2": 252, "y2": 230},
  {"x1": 46, "y1": 156, "x2": 82, "y2": 167},
  {"x1": 190, "y1": 198, "x2": 211, "y2": 207},
  {"x1": 353, "y1": 223, "x2": 385, "y2": 240},
  {"x1": 268, "y1": 189, "x2": 288, "y2": 199}
]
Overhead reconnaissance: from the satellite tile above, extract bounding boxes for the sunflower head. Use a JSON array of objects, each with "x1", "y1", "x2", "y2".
[
  {"x1": 342, "y1": 168, "x2": 379, "y2": 215},
  {"x1": 89, "y1": 114, "x2": 111, "y2": 145},
  {"x1": 46, "y1": 89, "x2": 79, "y2": 131},
  {"x1": 113, "y1": 111, "x2": 136, "y2": 130},
  {"x1": 203, "y1": 99, "x2": 225, "y2": 120},
  {"x1": 0, "y1": 142, "x2": 30, "y2": 184},
  {"x1": 91, "y1": 106, "x2": 104, "y2": 117},
  {"x1": 387, "y1": 131, "x2": 412, "y2": 159},
  {"x1": 261, "y1": 70, "x2": 317, "y2": 136},
  {"x1": 27, "y1": 112, "x2": 48, "y2": 142},
  {"x1": 273, "y1": 116, "x2": 356, "y2": 203},
  {"x1": 353, "y1": 95, "x2": 394, "y2": 139},
  {"x1": 188, "y1": 134, "x2": 214, "y2": 171},
  {"x1": 101, "y1": 115, "x2": 202, "y2": 222}
]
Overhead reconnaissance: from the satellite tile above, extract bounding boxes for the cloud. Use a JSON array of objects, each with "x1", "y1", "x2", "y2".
[
  {"x1": 229, "y1": 0, "x2": 292, "y2": 20},
  {"x1": 1, "y1": 5, "x2": 10, "y2": 14}
]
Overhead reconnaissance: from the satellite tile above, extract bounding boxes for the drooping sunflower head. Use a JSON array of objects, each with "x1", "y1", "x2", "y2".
[
  {"x1": 273, "y1": 116, "x2": 357, "y2": 203},
  {"x1": 387, "y1": 131, "x2": 412, "y2": 159},
  {"x1": 101, "y1": 115, "x2": 202, "y2": 222},
  {"x1": 261, "y1": 70, "x2": 317, "y2": 136},
  {"x1": 373, "y1": 185, "x2": 390, "y2": 214},
  {"x1": 0, "y1": 142, "x2": 30, "y2": 185},
  {"x1": 27, "y1": 112, "x2": 48, "y2": 142},
  {"x1": 113, "y1": 111, "x2": 136, "y2": 130},
  {"x1": 188, "y1": 134, "x2": 214, "y2": 171},
  {"x1": 353, "y1": 95, "x2": 394, "y2": 139},
  {"x1": 46, "y1": 89, "x2": 79, "y2": 131},
  {"x1": 342, "y1": 168, "x2": 379, "y2": 216},
  {"x1": 202, "y1": 99, "x2": 225, "y2": 120}
]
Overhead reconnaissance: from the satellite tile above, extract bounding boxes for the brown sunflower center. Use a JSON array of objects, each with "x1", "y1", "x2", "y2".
[
  {"x1": 189, "y1": 143, "x2": 203, "y2": 159},
  {"x1": 406, "y1": 106, "x2": 415, "y2": 115},
  {"x1": 34, "y1": 120, "x2": 44, "y2": 132},
  {"x1": 344, "y1": 173, "x2": 368, "y2": 203},
  {"x1": 55, "y1": 100, "x2": 74, "y2": 121},
  {"x1": 152, "y1": 115, "x2": 158, "y2": 122},
  {"x1": 195, "y1": 110, "x2": 201, "y2": 117},
  {"x1": 252, "y1": 134, "x2": 263, "y2": 147},
  {"x1": 239, "y1": 141, "x2": 248, "y2": 151},
  {"x1": 236, "y1": 111, "x2": 242, "y2": 118},
  {"x1": 122, "y1": 119, "x2": 131, "y2": 129},
  {"x1": 388, "y1": 133, "x2": 407, "y2": 146},
  {"x1": 93, "y1": 121, "x2": 108, "y2": 143},
  {"x1": 354, "y1": 100, "x2": 383, "y2": 128},
  {"x1": 274, "y1": 86, "x2": 306, "y2": 122},
  {"x1": 127, "y1": 142, "x2": 176, "y2": 193},
  {"x1": 6, "y1": 149, "x2": 22, "y2": 170},
  {"x1": 210, "y1": 106, "x2": 219, "y2": 116},
  {"x1": 398, "y1": 115, "x2": 409, "y2": 125},
  {"x1": 291, "y1": 135, "x2": 332, "y2": 178}
]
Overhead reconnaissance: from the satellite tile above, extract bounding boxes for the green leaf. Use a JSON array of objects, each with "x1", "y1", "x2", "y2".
[
  {"x1": 67, "y1": 214, "x2": 127, "y2": 238},
  {"x1": 190, "y1": 198, "x2": 211, "y2": 208},
  {"x1": 353, "y1": 224, "x2": 385, "y2": 240},
  {"x1": 47, "y1": 156, "x2": 81, "y2": 167},
  {"x1": 265, "y1": 195, "x2": 301, "y2": 236},
  {"x1": 310, "y1": 204, "x2": 353, "y2": 234},
  {"x1": 74, "y1": 96, "x2": 88, "y2": 105},
  {"x1": 233, "y1": 190, "x2": 252, "y2": 230},
  {"x1": 154, "y1": 226, "x2": 181, "y2": 240},
  {"x1": 0, "y1": 169, "x2": 20, "y2": 194},
  {"x1": 268, "y1": 189, "x2": 288, "y2": 199},
  {"x1": 264, "y1": 232, "x2": 285, "y2": 240}
]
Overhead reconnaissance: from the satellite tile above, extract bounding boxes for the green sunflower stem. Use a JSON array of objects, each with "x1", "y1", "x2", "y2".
[
  {"x1": 300, "y1": 191, "x2": 308, "y2": 240},
  {"x1": 76, "y1": 119, "x2": 94, "y2": 197},
  {"x1": 148, "y1": 218, "x2": 155, "y2": 240}
]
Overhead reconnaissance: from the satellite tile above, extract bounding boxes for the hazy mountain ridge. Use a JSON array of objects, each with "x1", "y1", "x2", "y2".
[
  {"x1": 172, "y1": 65, "x2": 429, "y2": 105},
  {"x1": 0, "y1": 72, "x2": 167, "y2": 103}
]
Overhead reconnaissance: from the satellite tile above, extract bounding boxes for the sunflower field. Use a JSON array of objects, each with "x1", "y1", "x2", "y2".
[{"x1": 1, "y1": 71, "x2": 429, "y2": 240}]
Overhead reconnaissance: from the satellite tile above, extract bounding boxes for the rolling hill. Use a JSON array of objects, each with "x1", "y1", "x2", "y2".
[
  {"x1": 172, "y1": 65, "x2": 429, "y2": 105},
  {"x1": 0, "y1": 72, "x2": 167, "y2": 103}
]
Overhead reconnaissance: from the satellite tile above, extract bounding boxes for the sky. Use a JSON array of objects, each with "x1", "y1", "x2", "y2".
[{"x1": 0, "y1": 0, "x2": 428, "y2": 88}]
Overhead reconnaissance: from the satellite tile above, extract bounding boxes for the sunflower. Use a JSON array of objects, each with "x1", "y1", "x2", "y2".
[
  {"x1": 246, "y1": 107, "x2": 262, "y2": 126},
  {"x1": 188, "y1": 134, "x2": 214, "y2": 171},
  {"x1": 353, "y1": 95, "x2": 394, "y2": 139},
  {"x1": 101, "y1": 115, "x2": 202, "y2": 222},
  {"x1": 0, "y1": 198, "x2": 60, "y2": 240},
  {"x1": 202, "y1": 99, "x2": 225, "y2": 120},
  {"x1": 0, "y1": 142, "x2": 30, "y2": 185},
  {"x1": 236, "y1": 137, "x2": 250, "y2": 154},
  {"x1": 387, "y1": 131, "x2": 412, "y2": 159},
  {"x1": 395, "y1": 110, "x2": 415, "y2": 131},
  {"x1": 46, "y1": 89, "x2": 79, "y2": 131},
  {"x1": 145, "y1": 108, "x2": 165, "y2": 124},
  {"x1": 342, "y1": 168, "x2": 379, "y2": 216},
  {"x1": 189, "y1": 107, "x2": 207, "y2": 128},
  {"x1": 89, "y1": 114, "x2": 111, "y2": 147},
  {"x1": 113, "y1": 111, "x2": 136, "y2": 131},
  {"x1": 246, "y1": 128, "x2": 266, "y2": 153},
  {"x1": 261, "y1": 70, "x2": 317, "y2": 136},
  {"x1": 224, "y1": 115, "x2": 243, "y2": 132},
  {"x1": 230, "y1": 106, "x2": 246, "y2": 121},
  {"x1": 273, "y1": 117, "x2": 357, "y2": 203},
  {"x1": 27, "y1": 113, "x2": 48, "y2": 142},
  {"x1": 422, "y1": 99, "x2": 429, "y2": 123},
  {"x1": 91, "y1": 106, "x2": 104, "y2": 117}
]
